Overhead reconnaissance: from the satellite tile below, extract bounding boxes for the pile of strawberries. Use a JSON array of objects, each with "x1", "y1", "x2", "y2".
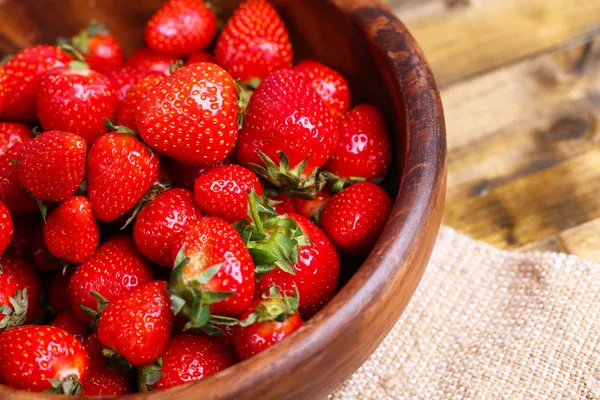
[{"x1": 0, "y1": 0, "x2": 394, "y2": 395}]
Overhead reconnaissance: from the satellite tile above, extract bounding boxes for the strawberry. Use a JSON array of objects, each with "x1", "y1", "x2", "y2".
[
  {"x1": 82, "y1": 333, "x2": 132, "y2": 396},
  {"x1": 267, "y1": 190, "x2": 296, "y2": 215},
  {"x1": 145, "y1": 0, "x2": 217, "y2": 56},
  {"x1": 52, "y1": 310, "x2": 88, "y2": 342},
  {"x1": 133, "y1": 188, "x2": 202, "y2": 267},
  {"x1": 0, "y1": 325, "x2": 89, "y2": 394},
  {"x1": 138, "y1": 63, "x2": 239, "y2": 166},
  {"x1": 293, "y1": 60, "x2": 351, "y2": 120},
  {"x1": 254, "y1": 213, "x2": 339, "y2": 317},
  {"x1": 293, "y1": 187, "x2": 331, "y2": 223},
  {"x1": 33, "y1": 223, "x2": 62, "y2": 270},
  {"x1": 321, "y1": 182, "x2": 393, "y2": 255},
  {"x1": 0, "y1": 256, "x2": 42, "y2": 326},
  {"x1": 48, "y1": 268, "x2": 74, "y2": 314},
  {"x1": 0, "y1": 143, "x2": 37, "y2": 216},
  {"x1": 17, "y1": 131, "x2": 86, "y2": 202},
  {"x1": 115, "y1": 74, "x2": 164, "y2": 130},
  {"x1": 5, "y1": 214, "x2": 38, "y2": 258},
  {"x1": 36, "y1": 61, "x2": 118, "y2": 144},
  {"x1": 0, "y1": 68, "x2": 7, "y2": 114},
  {"x1": 0, "y1": 122, "x2": 33, "y2": 157},
  {"x1": 194, "y1": 165, "x2": 263, "y2": 223},
  {"x1": 234, "y1": 286, "x2": 302, "y2": 360},
  {"x1": 71, "y1": 21, "x2": 125, "y2": 74},
  {"x1": 324, "y1": 105, "x2": 392, "y2": 182},
  {"x1": 125, "y1": 47, "x2": 179, "y2": 76},
  {"x1": 173, "y1": 314, "x2": 236, "y2": 346},
  {"x1": 68, "y1": 235, "x2": 154, "y2": 322},
  {"x1": 87, "y1": 132, "x2": 159, "y2": 222},
  {"x1": 107, "y1": 67, "x2": 163, "y2": 104},
  {"x1": 44, "y1": 196, "x2": 99, "y2": 263},
  {"x1": 0, "y1": 201, "x2": 13, "y2": 255},
  {"x1": 2, "y1": 45, "x2": 72, "y2": 122},
  {"x1": 169, "y1": 217, "x2": 255, "y2": 331},
  {"x1": 143, "y1": 334, "x2": 238, "y2": 391},
  {"x1": 187, "y1": 51, "x2": 216, "y2": 65},
  {"x1": 215, "y1": 0, "x2": 293, "y2": 83},
  {"x1": 236, "y1": 69, "x2": 337, "y2": 197},
  {"x1": 97, "y1": 280, "x2": 174, "y2": 367},
  {"x1": 163, "y1": 156, "x2": 229, "y2": 191}
]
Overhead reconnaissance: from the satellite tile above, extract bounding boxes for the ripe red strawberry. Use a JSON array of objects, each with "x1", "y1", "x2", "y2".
[
  {"x1": 194, "y1": 165, "x2": 263, "y2": 222},
  {"x1": 0, "y1": 122, "x2": 32, "y2": 157},
  {"x1": 82, "y1": 334, "x2": 132, "y2": 396},
  {"x1": 138, "y1": 63, "x2": 239, "y2": 166},
  {"x1": 87, "y1": 132, "x2": 159, "y2": 222},
  {"x1": 97, "y1": 280, "x2": 174, "y2": 367},
  {"x1": 0, "y1": 144, "x2": 37, "y2": 216},
  {"x1": 0, "y1": 68, "x2": 7, "y2": 114},
  {"x1": 215, "y1": 0, "x2": 293, "y2": 82},
  {"x1": 236, "y1": 69, "x2": 337, "y2": 197},
  {"x1": 169, "y1": 217, "x2": 255, "y2": 329},
  {"x1": 2, "y1": 45, "x2": 72, "y2": 122},
  {"x1": 173, "y1": 314, "x2": 236, "y2": 346},
  {"x1": 71, "y1": 22, "x2": 125, "y2": 74},
  {"x1": 163, "y1": 156, "x2": 229, "y2": 191},
  {"x1": 293, "y1": 60, "x2": 351, "y2": 120},
  {"x1": 324, "y1": 105, "x2": 392, "y2": 181},
  {"x1": 293, "y1": 187, "x2": 332, "y2": 223},
  {"x1": 107, "y1": 67, "x2": 163, "y2": 104},
  {"x1": 321, "y1": 182, "x2": 393, "y2": 255},
  {"x1": 125, "y1": 47, "x2": 179, "y2": 76},
  {"x1": 267, "y1": 190, "x2": 296, "y2": 215},
  {"x1": 115, "y1": 74, "x2": 164, "y2": 130},
  {"x1": 255, "y1": 213, "x2": 339, "y2": 318},
  {"x1": 145, "y1": 0, "x2": 217, "y2": 56},
  {"x1": 33, "y1": 223, "x2": 62, "y2": 270},
  {"x1": 133, "y1": 188, "x2": 202, "y2": 267},
  {"x1": 143, "y1": 334, "x2": 238, "y2": 391},
  {"x1": 0, "y1": 325, "x2": 89, "y2": 394},
  {"x1": 44, "y1": 196, "x2": 99, "y2": 263},
  {"x1": 187, "y1": 51, "x2": 216, "y2": 65},
  {"x1": 68, "y1": 235, "x2": 154, "y2": 322},
  {"x1": 36, "y1": 62, "x2": 117, "y2": 144},
  {"x1": 48, "y1": 268, "x2": 74, "y2": 314},
  {"x1": 52, "y1": 310, "x2": 88, "y2": 342},
  {"x1": 17, "y1": 131, "x2": 86, "y2": 202},
  {"x1": 0, "y1": 256, "x2": 42, "y2": 325},
  {"x1": 0, "y1": 201, "x2": 13, "y2": 255},
  {"x1": 234, "y1": 286, "x2": 302, "y2": 360}
]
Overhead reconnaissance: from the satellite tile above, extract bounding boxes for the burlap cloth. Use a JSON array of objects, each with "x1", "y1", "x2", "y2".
[{"x1": 331, "y1": 227, "x2": 600, "y2": 399}]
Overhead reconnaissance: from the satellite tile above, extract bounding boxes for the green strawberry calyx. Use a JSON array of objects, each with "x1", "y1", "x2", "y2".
[
  {"x1": 233, "y1": 189, "x2": 312, "y2": 276},
  {"x1": 249, "y1": 150, "x2": 327, "y2": 200},
  {"x1": 0, "y1": 288, "x2": 29, "y2": 331},
  {"x1": 239, "y1": 285, "x2": 299, "y2": 327},
  {"x1": 168, "y1": 247, "x2": 239, "y2": 334},
  {"x1": 44, "y1": 374, "x2": 84, "y2": 396},
  {"x1": 72, "y1": 20, "x2": 110, "y2": 55},
  {"x1": 138, "y1": 358, "x2": 163, "y2": 392}
]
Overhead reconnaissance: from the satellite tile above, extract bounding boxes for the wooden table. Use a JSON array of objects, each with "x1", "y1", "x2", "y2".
[{"x1": 390, "y1": 0, "x2": 600, "y2": 261}]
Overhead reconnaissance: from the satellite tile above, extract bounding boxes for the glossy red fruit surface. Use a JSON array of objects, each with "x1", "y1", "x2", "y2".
[
  {"x1": 2, "y1": 45, "x2": 72, "y2": 122},
  {"x1": 293, "y1": 60, "x2": 351, "y2": 120},
  {"x1": 148, "y1": 334, "x2": 238, "y2": 390},
  {"x1": 163, "y1": 157, "x2": 229, "y2": 191},
  {"x1": 0, "y1": 325, "x2": 89, "y2": 393},
  {"x1": 293, "y1": 188, "x2": 332, "y2": 222},
  {"x1": 17, "y1": 131, "x2": 86, "y2": 202},
  {"x1": 256, "y1": 214, "x2": 340, "y2": 318},
  {"x1": 321, "y1": 182, "x2": 393, "y2": 255},
  {"x1": 107, "y1": 67, "x2": 163, "y2": 104},
  {"x1": 0, "y1": 123, "x2": 32, "y2": 157},
  {"x1": 37, "y1": 64, "x2": 117, "y2": 144},
  {"x1": 68, "y1": 235, "x2": 154, "y2": 322},
  {"x1": 187, "y1": 51, "x2": 216, "y2": 65},
  {"x1": 133, "y1": 188, "x2": 203, "y2": 267},
  {"x1": 215, "y1": 0, "x2": 293, "y2": 82},
  {"x1": 0, "y1": 256, "x2": 42, "y2": 322},
  {"x1": 145, "y1": 0, "x2": 217, "y2": 56},
  {"x1": 268, "y1": 191, "x2": 296, "y2": 215},
  {"x1": 82, "y1": 334, "x2": 132, "y2": 396},
  {"x1": 324, "y1": 105, "x2": 392, "y2": 180},
  {"x1": 0, "y1": 201, "x2": 13, "y2": 255},
  {"x1": 138, "y1": 63, "x2": 239, "y2": 166},
  {"x1": 115, "y1": 74, "x2": 164, "y2": 130},
  {"x1": 194, "y1": 165, "x2": 263, "y2": 223},
  {"x1": 0, "y1": 144, "x2": 37, "y2": 216},
  {"x1": 52, "y1": 310, "x2": 88, "y2": 342},
  {"x1": 125, "y1": 47, "x2": 179, "y2": 76},
  {"x1": 97, "y1": 280, "x2": 174, "y2": 367}
]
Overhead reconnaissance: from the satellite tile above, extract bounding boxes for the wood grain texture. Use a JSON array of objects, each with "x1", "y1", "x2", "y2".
[
  {"x1": 0, "y1": 0, "x2": 446, "y2": 399},
  {"x1": 391, "y1": 0, "x2": 600, "y2": 86}
]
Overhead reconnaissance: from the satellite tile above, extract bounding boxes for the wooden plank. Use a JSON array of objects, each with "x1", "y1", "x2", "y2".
[
  {"x1": 557, "y1": 218, "x2": 600, "y2": 263},
  {"x1": 444, "y1": 150, "x2": 600, "y2": 249},
  {"x1": 516, "y1": 235, "x2": 568, "y2": 254},
  {"x1": 391, "y1": 0, "x2": 600, "y2": 86}
]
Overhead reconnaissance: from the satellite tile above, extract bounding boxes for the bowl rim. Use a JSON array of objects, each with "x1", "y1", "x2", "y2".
[{"x1": 0, "y1": 0, "x2": 446, "y2": 399}]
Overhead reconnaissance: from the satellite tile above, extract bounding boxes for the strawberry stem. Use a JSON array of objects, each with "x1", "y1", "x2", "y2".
[{"x1": 248, "y1": 189, "x2": 264, "y2": 235}]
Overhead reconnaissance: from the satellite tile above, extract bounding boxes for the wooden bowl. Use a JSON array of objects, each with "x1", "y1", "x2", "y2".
[{"x1": 0, "y1": 0, "x2": 446, "y2": 398}]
